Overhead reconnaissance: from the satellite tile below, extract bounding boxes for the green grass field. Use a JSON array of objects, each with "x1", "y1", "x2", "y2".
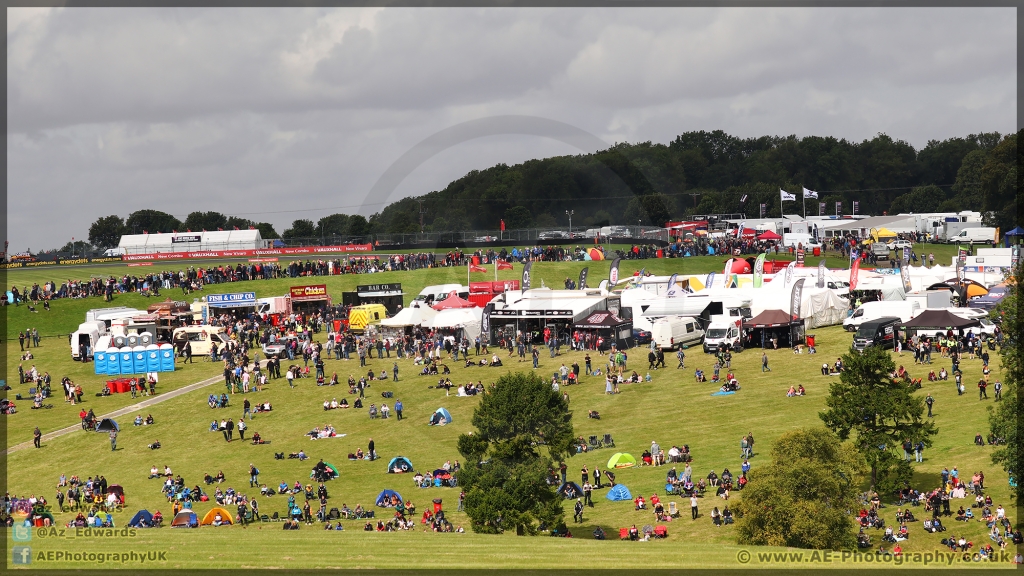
[{"x1": 4, "y1": 244, "x2": 1013, "y2": 569}]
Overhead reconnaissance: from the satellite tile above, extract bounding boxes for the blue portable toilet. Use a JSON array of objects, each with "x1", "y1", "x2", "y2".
[
  {"x1": 106, "y1": 347, "x2": 122, "y2": 376},
  {"x1": 145, "y1": 344, "x2": 160, "y2": 372},
  {"x1": 93, "y1": 349, "x2": 107, "y2": 375},
  {"x1": 132, "y1": 346, "x2": 147, "y2": 373},
  {"x1": 159, "y1": 343, "x2": 174, "y2": 372},
  {"x1": 118, "y1": 347, "x2": 133, "y2": 374}
]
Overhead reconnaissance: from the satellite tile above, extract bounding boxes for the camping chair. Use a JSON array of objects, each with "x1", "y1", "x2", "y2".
[
  {"x1": 329, "y1": 508, "x2": 340, "y2": 520},
  {"x1": 271, "y1": 511, "x2": 280, "y2": 521},
  {"x1": 588, "y1": 435, "x2": 602, "y2": 450},
  {"x1": 668, "y1": 501, "x2": 679, "y2": 517},
  {"x1": 260, "y1": 514, "x2": 270, "y2": 523},
  {"x1": 603, "y1": 434, "x2": 615, "y2": 447},
  {"x1": 654, "y1": 525, "x2": 668, "y2": 538},
  {"x1": 619, "y1": 528, "x2": 629, "y2": 540}
]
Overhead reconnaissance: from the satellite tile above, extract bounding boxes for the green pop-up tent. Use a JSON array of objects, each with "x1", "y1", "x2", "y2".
[{"x1": 607, "y1": 452, "x2": 637, "y2": 469}]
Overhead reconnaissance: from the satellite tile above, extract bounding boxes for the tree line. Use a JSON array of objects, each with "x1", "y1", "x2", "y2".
[{"x1": 84, "y1": 129, "x2": 1018, "y2": 250}]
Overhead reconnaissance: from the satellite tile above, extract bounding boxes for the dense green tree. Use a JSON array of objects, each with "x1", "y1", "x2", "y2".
[
  {"x1": 253, "y1": 222, "x2": 279, "y2": 239},
  {"x1": 282, "y1": 219, "x2": 316, "y2": 239},
  {"x1": 888, "y1": 185, "x2": 949, "y2": 214},
  {"x1": 503, "y1": 206, "x2": 533, "y2": 230},
  {"x1": 183, "y1": 211, "x2": 228, "y2": 232},
  {"x1": 979, "y1": 132, "x2": 1018, "y2": 231},
  {"x1": 456, "y1": 371, "x2": 574, "y2": 535},
  {"x1": 736, "y1": 428, "x2": 865, "y2": 549},
  {"x1": 989, "y1": 262, "x2": 1022, "y2": 500},
  {"x1": 316, "y1": 213, "x2": 352, "y2": 238},
  {"x1": 820, "y1": 346, "x2": 938, "y2": 494},
  {"x1": 87, "y1": 215, "x2": 125, "y2": 248},
  {"x1": 124, "y1": 210, "x2": 182, "y2": 235}
]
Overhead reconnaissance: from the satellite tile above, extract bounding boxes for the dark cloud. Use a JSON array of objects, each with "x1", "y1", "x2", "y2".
[{"x1": 6, "y1": 7, "x2": 1015, "y2": 252}]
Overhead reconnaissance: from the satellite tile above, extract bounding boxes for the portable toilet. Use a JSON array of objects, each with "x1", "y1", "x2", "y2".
[
  {"x1": 106, "y1": 347, "x2": 121, "y2": 376},
  {"x1": 93, "y1": 349, "x2": 108, "y2": 375},
  {"x1": 145, "y1": 344, "x2": 160, "y2": 372},
  {"x1": 132, "y1": 346, "x2": 147, "y2": 373},
  {"x1": 118, "y1": 347, "x2": 133, "y2": 374},
  {"x1": 159, "y1": 343, "x2": 174, "y2": 372}
]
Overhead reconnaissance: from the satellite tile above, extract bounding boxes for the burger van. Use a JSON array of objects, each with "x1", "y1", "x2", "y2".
[{"x1": 171, "y1": 326, "x2": 231, "y2": 356}]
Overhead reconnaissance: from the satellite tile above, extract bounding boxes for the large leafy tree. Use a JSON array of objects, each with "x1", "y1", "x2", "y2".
[
  {"x1": 989, "y1": 262, "x2": 1022, "y2": 499},
  {"x1": 820, "y1": 346, "x2": 938, "y2": 494},
  {"x1": 183, "y1": 211, "x2": 228, "y2": 232},
  {"x1": 87, "y1": 215, "x2": 125, "y2": 248},
  {"x1": 456, "y1": 371, "x2": 574, "y2": 535},
  {"x1": 124, "y1": 209, "x2": 182, "y2": 235},
  {"x1": 282, "y1": 219, "x2": 316, "y2": 239},
  {"x1": 737, "y1": 428, "x2": 865, "y2": 549}
]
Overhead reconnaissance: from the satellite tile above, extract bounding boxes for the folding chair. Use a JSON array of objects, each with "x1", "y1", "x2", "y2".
[
  {"x1": 619, "y1": 528, "x2": 629, "y2": 540},
  {"x1": 668, "y1": 501, "x2": 679, "y2": 517},
  {"x1": 271, "y1": 511, "x2": 280, "y2": 521},
  {"x1": 588, "y1": 435, "x2": 601, "y2": 450},
  {"x1": 603, "y1": 434, "x2": 615, "y2": 448},
  {"x1": 260, "y1": 514, "x2": 270, "y2": 522}
]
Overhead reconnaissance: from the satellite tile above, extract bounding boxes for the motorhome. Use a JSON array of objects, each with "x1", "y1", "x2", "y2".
[
  {"x1": 843, "y1": 301, "x2": 921, "y2": 331},
  {"x1": 414, "y1": 284, "x2": 469, "y2": 306},
  {"x1": 782, "y1": 233, "x2": 821, "y2": 250},
  {"x1": 71, "y1": 320, "x2": 107, "y2": 360},
  {"x1": 651, "y1": 316, "x2": 703, "y2": 350}
]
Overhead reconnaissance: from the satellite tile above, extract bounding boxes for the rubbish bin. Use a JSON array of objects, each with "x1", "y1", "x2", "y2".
[
  {"x1": 656, "y1": 249, "x2": 664, "y2": 258},
  {"x1": 471, "y1": 256, "x2": 480, "y2": 265},
  {"x1": 813, "y1": 247, "x2": 821, "y2": 257}
]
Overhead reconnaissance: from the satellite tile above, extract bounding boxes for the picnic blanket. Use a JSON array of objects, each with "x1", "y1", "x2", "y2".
[{"x1": 710, "y1": 391, "x2": 736, "y2": 397}]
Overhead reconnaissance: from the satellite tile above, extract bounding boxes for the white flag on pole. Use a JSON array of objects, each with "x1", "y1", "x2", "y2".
[
  {"x1": 802, "y1": 187, "x2": 818, "y2": 199},
  {"x1": 780, "y1": 189, "x2": 796, "y2": 202}
]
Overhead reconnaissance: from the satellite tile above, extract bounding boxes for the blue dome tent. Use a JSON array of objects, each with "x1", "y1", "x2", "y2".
[
  {"x1": 127, "y1": 510, "x2": 154, "y2": 528},
  {"x1": 387, "y1": 456, "x2": 414, "y2": 474},
  {"x1": 376, "y1": 489, "x2": 403, "y2": 507},
  {"x1": 430, "y1": 407, "x2": 453, "y2": 426},
  {"x1": 557, "y1": 481, "x2": 584, "y2": 499},
  {"x1": 606, "y1": 484, "x2": 632, "y2": 501}
]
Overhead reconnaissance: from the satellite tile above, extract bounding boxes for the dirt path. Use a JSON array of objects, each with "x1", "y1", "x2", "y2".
[{"x1": 6, "y1": 374, "x2": 223, "y2": 455}]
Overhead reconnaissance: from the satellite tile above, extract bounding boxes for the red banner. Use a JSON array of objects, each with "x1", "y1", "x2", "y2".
[
  {"x1": 121, "y1": 244, "x2": 373, "y2": 262},
  {"x1": 248, "y1": 258, "x2": 279, "y2": 263},
  {"x1": 849, "y1": 258, "x2": 860, "y2": 292},
  {"x1": 290, "y1": 284, "x2": 328, "y2": 301},
  {"x1": 126, "y1": 262, "x2": 153, "y2": 267}
]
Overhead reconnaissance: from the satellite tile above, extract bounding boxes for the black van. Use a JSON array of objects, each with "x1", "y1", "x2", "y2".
[{"x1": 853, "y1": 317, "x2": 901, "y2": 351}]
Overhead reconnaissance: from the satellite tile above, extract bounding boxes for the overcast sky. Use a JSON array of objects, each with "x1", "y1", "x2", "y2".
[{"x1": 6, "y1": 7, "x2": 1016, "y2": 252}]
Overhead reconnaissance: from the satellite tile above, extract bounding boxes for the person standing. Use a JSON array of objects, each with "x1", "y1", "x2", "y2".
[
  {"x1": 249, "y1": 463, "x2": 259, "y2": 487},
  {"x1": 573, "y1": 498, "x2": 584, "y2": 523},
  {"x1": 393, "y1": 362, "x2": 399, "y2": 382},
  {"x1": 925, "y1": 393, "x2": 934, "y2": 417},
  {"x1": 109, "y1": 428, "x2": 118, "y2": 451},
  {"x1": 32, "y1": 328, "x2": 40, "y2": 347},
  {"x1": 978, "y1": 379, "x2": 988, "y2": 400},
  {"x1": 761, "y1": 352, "x2": 770, "y2": 372},
  {"x1": 676, "y1": 348, "x2": 685, "y2": 369},
  {"x1": 286, "y1": 367, "x2": 295, "y2": 388},
  {"x1": 394, "y1": 399, "x2": 403, "y2": 421},
  {"x1": 18, "y1": 331, "x2": 25, "y2": 351},
  {"x1": 994, "y1": 380, "x2": 1002, "y2": 401},
  {"x1": 237, "y1": 418, "x2": 247, "y2": 441},
  {"x1": 33, "y1": 426, "x2": 41, "y2": 448},
  {"x1": 457, "y1": 490, "x2": 466, "y2": 512},
  {"x1": 593, "y1": 466, "x2": 602, "y2": 489},
  {"x1": 184, "y1": 341, "x2": 193, "y2": 364},
  {"x1": 915, "y1": 440, "x2": 924, "y2": 463},
  {"x1": 690, "y1": 493, "x2": 699, "y2": 520},
  {"x1": 585, "y1": 354, "x2": 592, "y2": 375},
  {"x1": 226, "y1": 418, "x2": 235, "y2": 442},
  {"x1": 532, "y1": 346, "x2": 539, "y2": 369},
  {"x1": 581, "y1": 465, "x2": 589, "y2": 485},
  {"x1": 243, "y1": 398, "x2": 251, "y2": 420},
  {"x1": 583, "y1": 481, "x2": 593, "y2": 507},
  {"x1": 559, "y1": 461, "x2": 567, "y2": 484},
  {"x1": 368, "y1": 437, "x2": 376, "y2": 460}
]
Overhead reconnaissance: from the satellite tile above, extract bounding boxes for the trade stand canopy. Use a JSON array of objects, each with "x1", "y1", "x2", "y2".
[
  {"x1": 432, "y1": 293, "x2": 476, "y2": 310},
  {"x1": 756, "y1": 230, "x2": 781, "y2": 241},
  {"x1": 901, "y1": 309, "x2": 980, "y2": 330}
]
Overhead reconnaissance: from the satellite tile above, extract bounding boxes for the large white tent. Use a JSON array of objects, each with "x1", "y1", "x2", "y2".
[
  {"x1": 380, "y1": 302, "x2": 437, "y2": 328},
  {"x1": 118, "y1": 230, "x2": 266, "y2": 254},
  {"x1": 750, "y1": 284, "x2": 849, "y2": 328},
  {"x1": 426, "y1": 307, "x2": 484, "y2": 340}
]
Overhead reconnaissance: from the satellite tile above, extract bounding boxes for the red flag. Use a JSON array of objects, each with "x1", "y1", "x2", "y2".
[
  {"x1": 850, "y1": 258, "x2": 861, "y2": 292},
  {"x1": 470, "y1": 264, "x2": 487, "y2": 273},
  {"x1": 217, "y1": 228, "x2": 222, "y2": 231},
  {"x1": 500, "y1": 219, "x2": 506, "y2": 232},
  {"x1": 234, "y1": 226, "x2": 239, "y2": 230},
  {"x1": 497, "y1": 261, "x2": 513, "y2": 271},
  {"x1": 143, "y1": 230, "x2": 148, "y2": 234}
]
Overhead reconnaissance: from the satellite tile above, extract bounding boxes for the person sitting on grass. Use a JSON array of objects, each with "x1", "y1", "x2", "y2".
[
  {"x1": 634, "y1": 495, "x2": 646, "y2": 510},
  {"x1": 694, "y1": 369, "x2": 706, "y2": 383},
  {"x1": 490, "y1": 354, "x2": 503, "y2": 367},
  {"x1": 822, "y1": 363, "x2": 831, "y2": 376},
  {"x1": 796, "y1": 385, "x2": 805, "y2": 396}
]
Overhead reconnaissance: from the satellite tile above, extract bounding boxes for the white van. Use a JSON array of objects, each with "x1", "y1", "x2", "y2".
[
  {"x1": 843, "y1": 300, "x2": 921, "y2": 331},
  {"x1": 171, "y1": 326, "x2": 231, "y2": 356},
  {"x1": 947, "y1": 227, "x2": 996, "y2": 245},
  {"x1": 414, "y1": 284, "x2": 469, "y2": 306},
  {"x1": 703, "y1": 318, "x2": 744, "y2": 353},
  {"x1": 651, "y1": 316, "x2": 703, "y2": 350},
  {"x1": 782, "y1": 233, "x2": 821, "y2": 250},
  {"x1": 71, "y1": 320, "x2": 107, "y2": 360},
  {"x1": 102, "y1": 247, "x2": 126, "y2": 257}
]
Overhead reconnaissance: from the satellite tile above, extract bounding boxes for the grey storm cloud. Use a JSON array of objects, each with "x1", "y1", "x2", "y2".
[{"x1": 6, "y1": 7, "x2": 1016, "y2": 252}]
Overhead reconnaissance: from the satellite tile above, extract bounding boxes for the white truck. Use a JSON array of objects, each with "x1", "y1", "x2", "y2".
[
  {"x1": 703, "y1": 317, "x2": 744, "y2": 354},
  {"x1": 414, "y1": 284, "x2": 469, "y2": 306},
  {"x1": 651, "y1": 316, "x2": 703, "y2": 350},
  {"x1": 843, "y1": 300, "x2": 921, "y2": 331},
  {"x1": 71, "y1": 320, "x2": 108, "y2": 360}
]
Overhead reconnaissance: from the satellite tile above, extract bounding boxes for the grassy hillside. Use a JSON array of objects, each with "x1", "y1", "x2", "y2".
[{"x1": 3, "y1": 247, "x2": 1013, "y2": 569}]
